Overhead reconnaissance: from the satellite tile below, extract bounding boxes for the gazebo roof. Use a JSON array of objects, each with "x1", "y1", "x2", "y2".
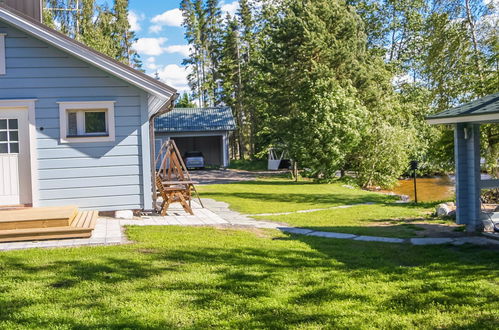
[{"x1": 427, "y1": 92, "x2": 499, "y2": 124}]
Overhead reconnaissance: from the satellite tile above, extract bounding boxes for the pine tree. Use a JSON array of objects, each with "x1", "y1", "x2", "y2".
[{"x1": 43, "y1": 0, "x2": 141, "y2": 68}]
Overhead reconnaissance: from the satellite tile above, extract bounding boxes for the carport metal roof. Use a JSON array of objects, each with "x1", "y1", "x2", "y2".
[{"x1": 155, "y1": 107, "x2": 236, "y2": 133}]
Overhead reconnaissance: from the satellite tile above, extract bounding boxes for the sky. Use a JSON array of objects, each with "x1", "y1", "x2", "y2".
[{"x1": 126, "y1": 0, "x2": 240, "y2": 95}]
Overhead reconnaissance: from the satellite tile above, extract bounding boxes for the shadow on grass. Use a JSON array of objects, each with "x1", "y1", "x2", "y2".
[{"x1": 1, "y1": 230, "x2": 496, "y2": 328}]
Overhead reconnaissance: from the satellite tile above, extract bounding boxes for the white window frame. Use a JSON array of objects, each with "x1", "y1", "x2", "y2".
[
  {"x1": 0, "y1": 33, "x2": 6, "y2": 75},
  {"x1": 58, "y1": 101, "x2": 115, "y2": 143}
]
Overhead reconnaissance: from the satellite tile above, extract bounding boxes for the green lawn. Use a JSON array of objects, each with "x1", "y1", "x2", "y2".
[
  {"x1": 1, "y1": 226, "x2": 497, "y2": 329},
  {"x1": 256, "y1": 203, "x2": 447, "y2": 238},
  {"x1": 199, "y1": 178, "x2": 449, "y2": 237},
  {"x1": 198, "y1": 178, "x2": 398, "y2": 214}
]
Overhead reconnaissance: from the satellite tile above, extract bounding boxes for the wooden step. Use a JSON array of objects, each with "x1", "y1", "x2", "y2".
[
  {"x1": 0, "y1": 210, "x2": 98, "y2": 243},
  {"x1": 0, "y1": 206, "x2": 78, "y2": 230}
]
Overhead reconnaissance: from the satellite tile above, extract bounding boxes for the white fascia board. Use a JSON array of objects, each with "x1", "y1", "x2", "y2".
[
  {"x1": 426, "y1": 113, "x2": 499, "y2": 125},
  {"x1": 0, "y1": 8, "x2": 176, "y2": 99}
]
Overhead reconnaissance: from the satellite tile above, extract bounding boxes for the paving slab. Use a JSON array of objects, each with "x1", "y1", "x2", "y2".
[
  {"x1": 278, "y1": 227, "x2": 314, "y2": 235},
  {"x1": 354, "y1": 236, "x2": 405, "y2": 243},
  {"x1": 307, "y1": 231, "x2": 357, "y2": 239},
  {"x1": 410, "y1": 237, "x2": 454, "y2": 245}
]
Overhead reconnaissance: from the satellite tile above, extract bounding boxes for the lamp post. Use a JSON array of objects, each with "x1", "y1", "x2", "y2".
[{"x1": 410, "y1": 160, "x2": 418, "y2": 203}]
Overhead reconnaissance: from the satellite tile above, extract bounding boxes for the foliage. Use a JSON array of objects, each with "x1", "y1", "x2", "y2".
[
  {"x1": 181, "y1": 0, "x2": 498, "y2": 185},
  {"x1": 1, "y1": 226, "x2": 498, "y2": 328},
  {"x1": 175, "y1": 92, "x2": 197, "y2": 108},
  {"x1": 43, "y1": 0, "x2": 141, "y2": 68},
  {"x1": 227, "y1": 159, "x2": 267, "y2": 171}
]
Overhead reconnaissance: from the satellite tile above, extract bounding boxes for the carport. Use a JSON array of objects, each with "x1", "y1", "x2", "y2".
[
  {"x1": 154, "y1": 107, "x2": 236, "y2": 167},
  {"x1": 427, "y1": 92, "x2": 499, "y2": 231}
]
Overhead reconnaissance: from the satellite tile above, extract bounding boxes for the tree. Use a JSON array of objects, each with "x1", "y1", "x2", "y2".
[
  {"x1": 43, "y1": 0, "x2": 140, "y2": 68},
  {"x1": 175, "y1": 93, "x2": 198, "y2": 108}
]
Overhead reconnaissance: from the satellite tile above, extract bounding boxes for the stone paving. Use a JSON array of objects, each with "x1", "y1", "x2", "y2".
[{"x1": 1, "y1": 198, "x2": 498, "y2": 251}]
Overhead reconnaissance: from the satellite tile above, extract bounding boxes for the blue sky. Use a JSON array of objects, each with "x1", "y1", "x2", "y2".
[{"x1": 126, "y1": 0, "x2": 240, "y2": 94}]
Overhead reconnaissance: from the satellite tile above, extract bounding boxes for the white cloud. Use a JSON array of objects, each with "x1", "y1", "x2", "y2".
[
  {"x1": 150, "y1": 8, "x2": 183, "y2": 33},
  {"x1": 221, "y1": 1, "x2": 239, "y2": 17},
  {"x1": 128, "y1": 10, "x2": 144, "y2": 32},
  {"x1": 164, "y1": 45, "x2": 190, "y2": 57},
  {"x1": 133, "y1": 37, "x2": 167, "y2": 56},
  {"x1": 157, "y1": 64, "x2": 190, "y2": 93},
  {"x1": 145, "y1": 57, "x2": 159, "y2": 71}
]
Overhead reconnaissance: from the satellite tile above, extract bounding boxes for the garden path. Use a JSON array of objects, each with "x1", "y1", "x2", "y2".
[{"x1": 0, "y1": 198, "x2": 497, "y2": 251}]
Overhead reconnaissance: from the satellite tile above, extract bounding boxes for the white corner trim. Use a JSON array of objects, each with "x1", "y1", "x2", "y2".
[
  {"x1": 0, "y1": 33, "x2": 6, "y2": 75},
  {"x1": 59, "y1": 101, "x2": 116, "y2": 143},
  {"x1": 427, "y1": 113, "x2": 499, "y2": 125},
  {"x1": 0, "y1": 99, "x2": 38, "y2": 206}
]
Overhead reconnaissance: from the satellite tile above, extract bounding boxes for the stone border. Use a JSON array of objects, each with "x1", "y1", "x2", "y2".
[{"x1": 1, "y1": 200, "x2": 498, "y2": 251}]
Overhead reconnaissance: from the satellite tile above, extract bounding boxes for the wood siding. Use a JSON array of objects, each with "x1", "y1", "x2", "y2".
[
  {"x1": 0, "y1": 22, "x2": 149, "y2": 211},
  {"x1": 3, "y1": 0, "x2": 41, "y2": 21}
]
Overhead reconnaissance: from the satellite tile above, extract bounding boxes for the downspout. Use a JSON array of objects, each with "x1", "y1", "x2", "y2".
[{"x1": 149, "y1": 93, "x2": 179, "y2": 210}]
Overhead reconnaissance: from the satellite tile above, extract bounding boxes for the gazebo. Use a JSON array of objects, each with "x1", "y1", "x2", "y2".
[{"x1": 427, "y1": 92, "x2": 499, "y2": 231}]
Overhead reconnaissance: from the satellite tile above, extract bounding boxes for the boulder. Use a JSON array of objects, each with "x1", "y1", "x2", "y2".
[
  {"x1": 436, "y1": 203, "x2": 452, "y2": 217},
  {"x1": 114, "y1": 210, "x2": 134, "y2": 219}
]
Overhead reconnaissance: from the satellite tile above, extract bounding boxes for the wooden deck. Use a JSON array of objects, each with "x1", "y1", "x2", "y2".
[{"x1": 0, "y1": 206, "x2": 98, "y2": 242}]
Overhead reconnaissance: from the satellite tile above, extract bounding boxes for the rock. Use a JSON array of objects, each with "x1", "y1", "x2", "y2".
[
  {"x1": 342, "y1": 184, "x2": 355, "y2": 189},
  {"x1": 436, "y1": 203, "x2": 452, "y2": 217},
  {"x1": 114, "y1": 210, "x2": 134, "y2": 219},
  {"x1": 445, "y1": 202, "x2": 455, "y2": 208}
]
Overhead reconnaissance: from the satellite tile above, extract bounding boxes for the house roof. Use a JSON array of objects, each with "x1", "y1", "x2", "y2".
[
  {"x1": 155, "y1": 107, "x2": 236, "y2": 132},
  {"x1": 427, "y1": 92, "x2": 499, "y2": 124},
  {"x1": 0, "y1": 4, "x2": 176, "y2": 101}
]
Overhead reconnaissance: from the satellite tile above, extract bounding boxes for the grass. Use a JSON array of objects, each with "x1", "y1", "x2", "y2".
[
  {"x1": 199, "y1": 178, "x2": 449, "y2": 237},
  {"x1": 198, "y1": 178, "x2": 399, "y2": 214},
  {"x1": 256, "y1": 203, "x2": 447, "y2": 238},
  {"x1": 1, "y1": 226, "x2": 497, "y2": 329}
]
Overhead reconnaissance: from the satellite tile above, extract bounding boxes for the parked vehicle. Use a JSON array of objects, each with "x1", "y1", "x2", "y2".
[{"x1": 184, "y1": 151, "x2": 205, "y2": 169}]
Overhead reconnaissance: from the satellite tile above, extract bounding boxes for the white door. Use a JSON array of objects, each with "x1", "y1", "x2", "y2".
[{"x1": 0, "y1": 110, "x2": 31, "y2": 206}]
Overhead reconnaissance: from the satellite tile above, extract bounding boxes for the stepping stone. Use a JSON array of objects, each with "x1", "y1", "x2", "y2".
[
  {"x1": 354, "y1": 236, "x2": 405, "y2": 243},
  {"x1": 306, "y1": 231, "x2": 356, "y2": 239},
  {"x1": 410, "y1": 237, "x2": 454, "y2": 245},
  {"x1": 278, "y1": 227, "x2": 314, "y2": 235}
]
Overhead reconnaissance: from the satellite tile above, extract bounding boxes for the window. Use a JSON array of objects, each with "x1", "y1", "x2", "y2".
[
  {"x1": 59, "y1": 101, "x2": 115, "y2": 143},
  {"x1": 0, "y1": 119, "x2": 19, "y2": 154}
]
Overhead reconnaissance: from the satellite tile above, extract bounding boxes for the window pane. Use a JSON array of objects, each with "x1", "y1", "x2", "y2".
[
  {"x1": 9, "y1": 143, "x2": 19, "y2": 153},
  {"x1": 0, "y1": 119, "x2": 6, "y2": 129},
  {"x1": 8, "y1": 119, "x2": 18, "y2": 129},
  {"x1": 0, "y1": 143, "x2": 7, "y2": 153},
  {"x1": 68, "y1": 112, "x2": 78, "y2": 136},
  {"x1": 0, "y1": 131, "x2": 6, "y2": 142},
  {"x1": 9, "y1": 131, "x2": 18, "y2": 141},
  {"x1": 85, "y1": 112, "x2": 106, "y2": 133}
]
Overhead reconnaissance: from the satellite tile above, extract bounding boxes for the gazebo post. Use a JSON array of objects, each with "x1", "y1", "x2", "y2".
[{"x1": 454, "y1": 123, "x2": 481, "y2": 231}]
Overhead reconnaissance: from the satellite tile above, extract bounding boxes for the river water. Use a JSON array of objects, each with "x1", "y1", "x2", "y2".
[{"x1": 390, "y1": 176, "x2": 455, "y2": 202}]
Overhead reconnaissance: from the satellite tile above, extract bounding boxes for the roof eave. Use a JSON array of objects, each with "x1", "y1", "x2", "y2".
[{"x1": 427, "y1": 112, "x2": 499, "y2": 125}]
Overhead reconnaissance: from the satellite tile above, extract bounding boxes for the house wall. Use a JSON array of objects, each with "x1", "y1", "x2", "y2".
[{"x1": 0, "y1": 22, "x2": 150, "y2": 211}]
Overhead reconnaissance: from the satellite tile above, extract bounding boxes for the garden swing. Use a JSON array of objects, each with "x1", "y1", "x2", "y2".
[{"x1": 155, "y1": 139, "x2": 203, "y2": 216}]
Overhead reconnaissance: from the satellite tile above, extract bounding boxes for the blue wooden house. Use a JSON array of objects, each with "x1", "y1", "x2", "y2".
[{"x1": 0, "y1": 1, "x2": 177, "y2": 211}]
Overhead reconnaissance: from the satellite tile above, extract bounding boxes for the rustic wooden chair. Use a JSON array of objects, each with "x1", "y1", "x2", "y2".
[{"x1": 155, "y1": 175, "x2": 194, "y2": 216}]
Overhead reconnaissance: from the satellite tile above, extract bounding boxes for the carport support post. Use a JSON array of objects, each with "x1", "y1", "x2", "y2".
[{"x1": 454, "y1": 123, "x2": 481, "y2": 231}]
